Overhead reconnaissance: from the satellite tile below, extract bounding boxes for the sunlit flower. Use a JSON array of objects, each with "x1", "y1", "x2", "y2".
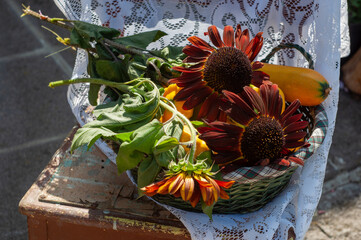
[
  {"x1": 141, "y1": 160, "x2": 235, "y2": 207},
  {"x1": 169, "y1": 25, "x2": 269, "y2": 121},
  {"x1": 198, "y1": 83, "x2": 309, "y2": 173}
]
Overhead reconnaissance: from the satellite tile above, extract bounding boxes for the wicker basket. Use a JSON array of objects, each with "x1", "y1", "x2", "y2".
[
  {"x1": 143, "y1": 44, "x2": 329, "y2": 214},
  {"x1": 149, "y1": 104, "x2": 328, "y2": 213}
]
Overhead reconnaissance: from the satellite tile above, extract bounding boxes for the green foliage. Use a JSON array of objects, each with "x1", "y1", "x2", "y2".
[
  {"x1": 113, "y1": 30, "x2": 167, "y2": 49},
  {"x1": 348, "y1": 0, "x2": 361, "y2": 23},
  {"x1": 116, "y1": 119, "x2": 164, "y2": 173},
  {"x1": 70, "y1": 21, "x2": 120, "y2": 48}
]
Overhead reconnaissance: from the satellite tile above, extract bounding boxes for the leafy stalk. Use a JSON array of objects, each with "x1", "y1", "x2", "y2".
[{"x1": 49, "y1": 77, "x2": 198, "y2": 164}]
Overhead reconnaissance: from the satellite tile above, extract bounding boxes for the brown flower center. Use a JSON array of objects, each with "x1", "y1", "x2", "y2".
[
  {"x1": 241, "y1": 116, "x2": 285, "y2": 164},
  {"x1": 203, "y1": 47, "x2": 252, "y2": 93}
]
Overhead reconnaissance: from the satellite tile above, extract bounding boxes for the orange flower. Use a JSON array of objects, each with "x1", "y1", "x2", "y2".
[{"x1": 141, "y1": 171, "x2": 235, "y2": 207}]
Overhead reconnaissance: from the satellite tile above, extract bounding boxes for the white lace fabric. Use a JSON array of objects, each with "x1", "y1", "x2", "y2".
[{"x1": 53, "y1": 0, "x2": 348, "y2": 239}]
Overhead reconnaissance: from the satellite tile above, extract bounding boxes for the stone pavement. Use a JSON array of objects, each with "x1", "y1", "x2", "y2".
[{"x1": 1, "y1": 1, "x2": 360, "y2": 239}]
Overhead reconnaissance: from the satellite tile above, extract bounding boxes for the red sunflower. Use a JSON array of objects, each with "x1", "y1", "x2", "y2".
[
  {"x1": 198, "y1": 83, "x2": 309, "y2": 173},
  {"x1": 169, "y1": 24, "x2": 269, "y2": 121}
]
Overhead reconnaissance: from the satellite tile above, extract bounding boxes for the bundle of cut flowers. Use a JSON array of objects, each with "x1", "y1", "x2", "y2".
[{"x1": 23, "y1": 6, "x2": 330, "y2": 217}]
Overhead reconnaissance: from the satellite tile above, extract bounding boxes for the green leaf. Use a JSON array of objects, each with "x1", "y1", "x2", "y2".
[
  {"x1": 191, "y1": 120, "x2": 208, "y2": 128},
  {"x1": 150, "y1": 46, "x2": 186, "y2": 61},
  {"x1": 86, "y1": 81, "x2": 160, "y2": 130},
  {"x1": 71, "y1": 127, "x2": 117, "y2": 152},
  {"x1": 113, "y1": 30, "x2": 167, "y2": 50},
  {"x1": 95, "y1": 59, "x2": 130, "y2": 82},
  {"x1": 87, "y1": 53, "x2": 100, "y2": 78},
  {"x1": 95, "y1": 43, "x2": 114, "y2": 60},
  {"x1": 153, "y1": 119, "x2": 184, "y2": 167},
  {"x1": 70, "y1": 28, "x2": 91, "y2": 49},
  {"x1": 73, "y1": 21, "x2": 120, "y2": 40},
  {"x1": 116, "y1": 119, "x2": 164, "y2": 173},
  {"x1": 69, "y1": 21, "x2": 120, "y2": 49},
  {"x1": 114, "y1": 131, "x2": 133, "y2": 142},
  {"x1": 93, "y1": 98, "x2": 123, "y2": 118},
  {"x1": 155, "y1": 150, "x2": 175, "y2": 168},
  {"x1": 153, "y1": 136, "x2": 179, "y2": 155},
  {"x1": 128, "y1": 55, "x2": 147, "y2": 80},
  {"x1": 88, "y1": 83, "x2": 101, "y2": 106},
  {"x1": 137, "y1": 155, "x2": 162, "y2": 192},
  {"x1": 201, "y1": 200, "x2": 215, "y2": 220}
]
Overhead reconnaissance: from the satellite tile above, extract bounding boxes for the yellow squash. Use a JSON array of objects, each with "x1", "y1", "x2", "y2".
[{"x1": 257, "y1": 63, "x2": 331, "y2": 106}]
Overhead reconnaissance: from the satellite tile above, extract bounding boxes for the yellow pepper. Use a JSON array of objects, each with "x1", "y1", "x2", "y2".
[
  {"x1": 180, "y1": 125, "x2": 210, "y2": 158},
  {"x1": 160, "y1": 84, "x2": 194, "y2": 122}
]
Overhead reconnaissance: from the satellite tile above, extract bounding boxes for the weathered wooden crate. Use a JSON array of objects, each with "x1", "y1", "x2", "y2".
[{"x1": 19, "y1": 127, "x2": 190, "y2": 240}]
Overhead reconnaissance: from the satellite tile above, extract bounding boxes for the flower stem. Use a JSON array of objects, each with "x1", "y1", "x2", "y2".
[
  {"x1": 159, "y1": 98, "x2": 197, "y2": 163},
  {"x1": 22, "y1": 5, "x2": 73, "y2": 31},
  {"x1": 49, "y1": 78, "x2": 131, "y2": 93}
]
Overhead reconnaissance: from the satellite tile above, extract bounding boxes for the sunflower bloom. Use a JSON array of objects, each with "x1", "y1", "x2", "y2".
[
  {"x1": 169, "y1": 25, "x2": 269, "y2": 121},
  {"x1": 198, "y1": 83, "x2": 309, "y2": 173},
  {"x1": 141, "y1": 171, "x2": 235, "y2": 207}
]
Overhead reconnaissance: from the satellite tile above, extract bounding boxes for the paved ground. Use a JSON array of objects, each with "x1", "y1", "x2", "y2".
[{"x1": 1, "y1": 1, "x2": 361, "y2": 239}]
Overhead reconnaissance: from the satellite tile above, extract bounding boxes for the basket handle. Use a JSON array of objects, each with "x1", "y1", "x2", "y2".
[{"x1": 260, "y1": 43, "x2": 314, "y2": 70}]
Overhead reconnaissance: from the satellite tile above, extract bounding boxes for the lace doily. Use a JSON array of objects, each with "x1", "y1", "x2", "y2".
[{"x1": 53, "y1": 0, "x2": 347, "y2": 239}]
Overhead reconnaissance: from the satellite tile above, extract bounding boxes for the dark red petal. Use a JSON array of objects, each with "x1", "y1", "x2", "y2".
[
  {"x1": 168, "y1": 72, "x2": 203, "y2": 87},
  {"x1": 281, "y1": 100, "x2": 301, "y2": 124},
  {"x1": 283, "y1": 113, "x2": 303, "y2": 127},
  {"x1": 206, "y1": 98, "x2": 223, "y2": 122},
  {"x1": 284, "y1": 121, "x2": 309, "y2": 134},
  {"x1": 235, "y1": 24, "x2": 242, "y2": 43},
  {"x1": 183, "y1": 45, "x2": 211, "y2": 58},
  {"x1": 182, "y1": 86, "x2": 213, "y2": 110},
  {"x1": 202, "y1": 138, "x2": 240, "y2": 151},
  {"x1": 183, "y1": 56, "x2": 208, "y2": 63},
  {"x1": 252, "y1": 61, "x2": 264, "y2": 70},
  {"x1": 251, "y1": 71, "x2": 269, "y2": 87},
  {"x1": 207, "y1": 25, "x2": 224, "y2": 48},
  {"x1": 268, "y1": 84, "x2": 282, "y2": 118},
  {"x1": 174, "y1": 81, "x2": 206, "y2": 101},
  {"x1": 188, "y1": 36, "x2": 214, "y2": 51},
  {"x1": 245, "y1": 33, "x2": 262, "y2": 61},
  {"x1": 199, "y1": 131, "x2": 231, "y2": 140},
  {"x1": 244, "y1": 86, "x2": 265, "y2": 115},
  {"x1": 249, "y1": 33, "x2": 263, "y2": 61},
  {"x1": 218, "y1": 110, "x2": 227, "y2": 122},
  {"x1": 285, "y1": 131, "x2": 307, "y2": 142},
  {"x1": 208, "y1": 121, "x2": 242, "y2": 133},
  {"x1": 284, "y1": 141, "x2": 308, "y2": 149},
  {"x1": 223, "y1": 25, "x2": 234, "y2": 47},
  {"x1": 238, "y1": 29, "x2": 250, "y2": 52},
  {"x1": 197, "y1": 92, "x2": 218, "y2": 119},
  {"x1": 172, "y1": 63, "x2": 204, "y2": 73},
  {"x1": 260, "y1": 84, "x2": 270, "y2": 115},
  {"x1": 222, "y1": 90, "x2": 257, "y2": 124}
]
